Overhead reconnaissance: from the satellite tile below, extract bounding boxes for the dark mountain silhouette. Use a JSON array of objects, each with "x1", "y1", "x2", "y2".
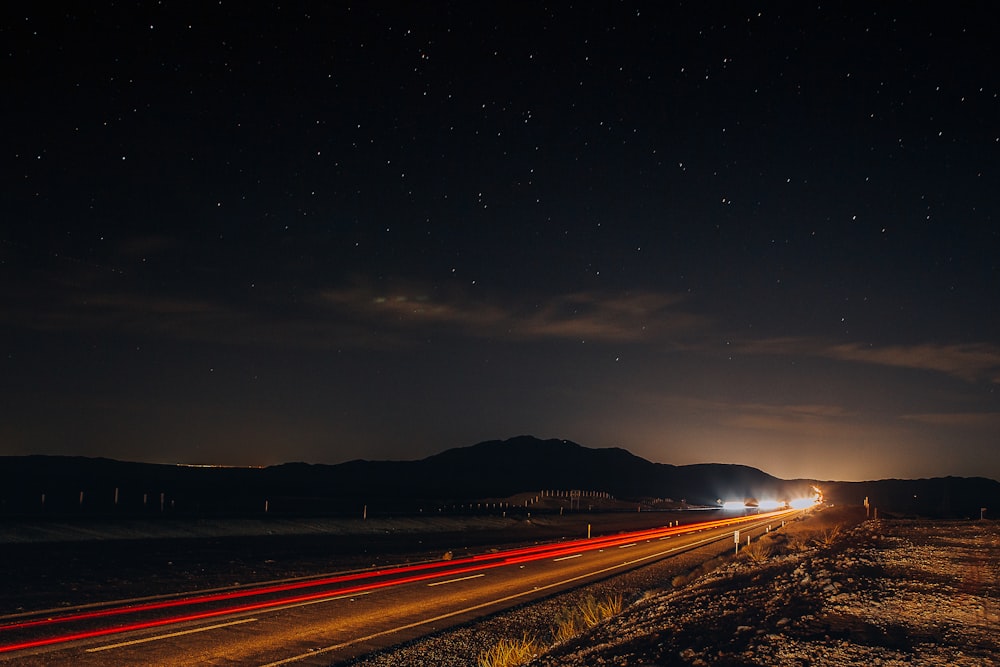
[
  {"x1": 823, "y1": 477, "x2": 997, "y2": 519},
  {"x1": 0, "y1": 436, "x2": 996, "y2": 517}
]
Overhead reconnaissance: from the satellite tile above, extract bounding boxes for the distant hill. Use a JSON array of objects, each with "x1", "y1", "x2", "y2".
[
  {"x1": 0, "y1": 436, "x2": 996, "y2": 518},
  {"x1": 823, "y1": 477, "x2": 998, "y2": 519}
]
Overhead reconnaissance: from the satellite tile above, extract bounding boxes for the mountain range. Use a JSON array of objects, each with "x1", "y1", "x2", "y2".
[{"x1": 1, "y1": 436, "x2": 996, "y2": 518}]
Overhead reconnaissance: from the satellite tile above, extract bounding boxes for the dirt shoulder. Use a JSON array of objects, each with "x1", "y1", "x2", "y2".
[{"x1": 534, "y1": 507, "x2": 999, "y2": 666}]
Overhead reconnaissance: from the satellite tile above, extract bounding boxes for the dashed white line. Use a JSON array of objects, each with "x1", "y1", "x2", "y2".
[
  {"x1": 553, "y1": 554, "x2": 582, "y2": 562},
  {"x1": 87, "y1": 617, "x2": 258, "y2": 652},
  {"x1": 618, "y1": 543, "x2": 637, "y2": 549},
  {"x1": 427, "y1": 573, "x2": 485, "y2": 587}
]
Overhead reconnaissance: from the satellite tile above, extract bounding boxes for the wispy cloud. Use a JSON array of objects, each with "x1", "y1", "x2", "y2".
[
  {"x1": 708, "y1": 400, "x2": 852, "y2": 437},
  {"x1": 317, "y1": 284, "x2": 705, "y2": 343},
  {"x1": 825, "y1": 342, "x2": 1000, "y2": 383},
  {"x1": 634, "y1": 393, "x2": 854, "y2": 436},
  {"x1": 738, "y1": 337, "x2": 1000, "y2": 383},
  {"x1": 3, "y1": 267, "x2": 705, "y2": 350},
  {"x1": 901, "y1": 412, "x2": 1000, "y2": 428}
]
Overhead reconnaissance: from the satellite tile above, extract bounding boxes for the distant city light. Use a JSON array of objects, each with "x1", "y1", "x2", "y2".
[
  {"x1": 174, "y1": 463, "x2": 265, "y2": 469},
  {"x1": 722, "y1": 501, "x2": 746, "y2": 510}
]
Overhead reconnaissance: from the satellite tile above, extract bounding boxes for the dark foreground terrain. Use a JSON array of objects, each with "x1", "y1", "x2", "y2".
[
  {"x1": 344, "y1": 508, "x2": 999, "y2": 666},
  {"x1": 3, "y1": 509, "x2": 996, "y2": 666},
  {"x1": 0, "y1": 510, "x2": 702, "y2": 616}
]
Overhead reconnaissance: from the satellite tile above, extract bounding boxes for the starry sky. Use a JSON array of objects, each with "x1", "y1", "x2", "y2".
[{"x1": 2, "y1": 3, "x2": 998, "y2": 482}]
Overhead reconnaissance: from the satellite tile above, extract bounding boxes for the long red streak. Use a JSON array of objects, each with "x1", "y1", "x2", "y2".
[{"x1": 0, "y1": 510, "x2": 792, "y2": 654}]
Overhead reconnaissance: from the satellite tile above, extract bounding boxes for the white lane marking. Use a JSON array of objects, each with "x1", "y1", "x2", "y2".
[
  {"x1": 259, "y1": 516, "x2": 785, "y2": 667},
  {"x1": 427, "y1": 573, "x2": 485, "y2": 587},
  {"x1": 553, "y1": 554, "x2": 582, "y2": 562},
  {"x1": 618, "y1": 543, "x2": 637, "y2": 549},
  {"x1": 258, "y1": 590, "x2": 373, "y2": 614},
  {"x1": 659, "y1": 536, "x2": 672, "y2": 540},
  {"x1": 86, "y1": 617, "x2": 258, "y2": 652}
]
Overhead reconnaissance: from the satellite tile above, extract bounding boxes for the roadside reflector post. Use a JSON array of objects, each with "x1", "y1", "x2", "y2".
[
  {"x1": 363, "y1": 504, "x2": 367, "y2": 520},
  {"x1": 734, "y1": 529, "x2": 740, "y2": 555},
  {"x1": 588, "y1": 523, "x2": 591, "y2": 539},
  {"x1": 747, "y1": 535, "x2": 751, "y2": 546}
]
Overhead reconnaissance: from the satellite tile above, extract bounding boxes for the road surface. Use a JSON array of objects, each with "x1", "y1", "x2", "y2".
[{"x1": 0, "y1": 509, "x2": 800, "y2": 665}]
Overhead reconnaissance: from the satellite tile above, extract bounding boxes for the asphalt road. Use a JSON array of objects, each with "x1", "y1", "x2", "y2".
[{"x1": 0, "y1": 509, "x2": 800, "y2": 666}]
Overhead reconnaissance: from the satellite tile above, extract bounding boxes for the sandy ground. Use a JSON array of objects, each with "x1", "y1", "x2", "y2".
[{"x1": 533, "y1": 510, "x2": 1000, "y2": 666}]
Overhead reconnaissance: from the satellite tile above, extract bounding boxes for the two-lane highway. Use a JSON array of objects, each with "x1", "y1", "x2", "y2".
[{"x1": 0, "y1": 509, "x2": 801, "y2": 665}]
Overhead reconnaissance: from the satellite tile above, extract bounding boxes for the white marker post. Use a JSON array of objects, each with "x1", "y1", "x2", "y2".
[{"x1": 734, "y1": 529, "x2": 740, "y2": 555}]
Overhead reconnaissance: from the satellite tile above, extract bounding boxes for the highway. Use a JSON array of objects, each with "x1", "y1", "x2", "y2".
[{"x1": 0, "y1": 509, "x2": 800, "y2": 666}]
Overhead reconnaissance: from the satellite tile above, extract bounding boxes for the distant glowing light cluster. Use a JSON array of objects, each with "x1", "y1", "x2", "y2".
[{"x1": 722, "y1": 487, "x2": 822, "y2": 511}]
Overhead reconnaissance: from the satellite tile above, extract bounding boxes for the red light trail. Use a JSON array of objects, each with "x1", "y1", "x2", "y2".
[{"x1": 0, "y1": 510, "x2": 793, "y2": 655}]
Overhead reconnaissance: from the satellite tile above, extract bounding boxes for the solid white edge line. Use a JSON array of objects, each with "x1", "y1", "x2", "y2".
[
  {"x1": 86, "y1": 617, "x2": 258, "y2": 652},
  {"x1": 427, "y1": 573, "x2": 485, "y2": 587},
  {"x1": 86, "y1": 590, "x2": 377, "y2": 653}
]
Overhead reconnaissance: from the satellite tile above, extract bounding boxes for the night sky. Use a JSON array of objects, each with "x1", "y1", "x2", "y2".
[{"x1": 3, "y1": 3, "x2": 998, "y2": 482}]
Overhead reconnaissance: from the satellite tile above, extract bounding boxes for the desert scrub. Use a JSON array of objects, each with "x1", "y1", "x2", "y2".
[
  {"x1": 477, "y1": 633, "x2": 539, "y2": 667},
  {"x1": 740, "y1": 539, "x2": 771, "y2": 564},
  {"x1": 813, "y1": 523, "x2": 843, "y2": 547},
  {"x1": 552, "y1": 593, "x2": 624, "y2": 643}
]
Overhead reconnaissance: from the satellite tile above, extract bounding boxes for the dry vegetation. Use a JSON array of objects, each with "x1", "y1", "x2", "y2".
[
  {"x1": 477, "y1": 634, "x2": 540, "y2": 667},
  {"x1": 476, "y1": 593, "x2": 624, "y2": 667}
]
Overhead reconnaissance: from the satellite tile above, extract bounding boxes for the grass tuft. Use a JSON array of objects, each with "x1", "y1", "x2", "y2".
[
  {"x1": 813, "y1": 523, "x2": 843, "y2": 547},
  {"x1": 741, "y1": 539, "x2": 771, "y2": 564},
  {"x1": 477, "y1": 633, "x2": 539, "y2": 667},
  {"x1": 552, "y1": 593, "x2": 623, "y2": 643}
]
